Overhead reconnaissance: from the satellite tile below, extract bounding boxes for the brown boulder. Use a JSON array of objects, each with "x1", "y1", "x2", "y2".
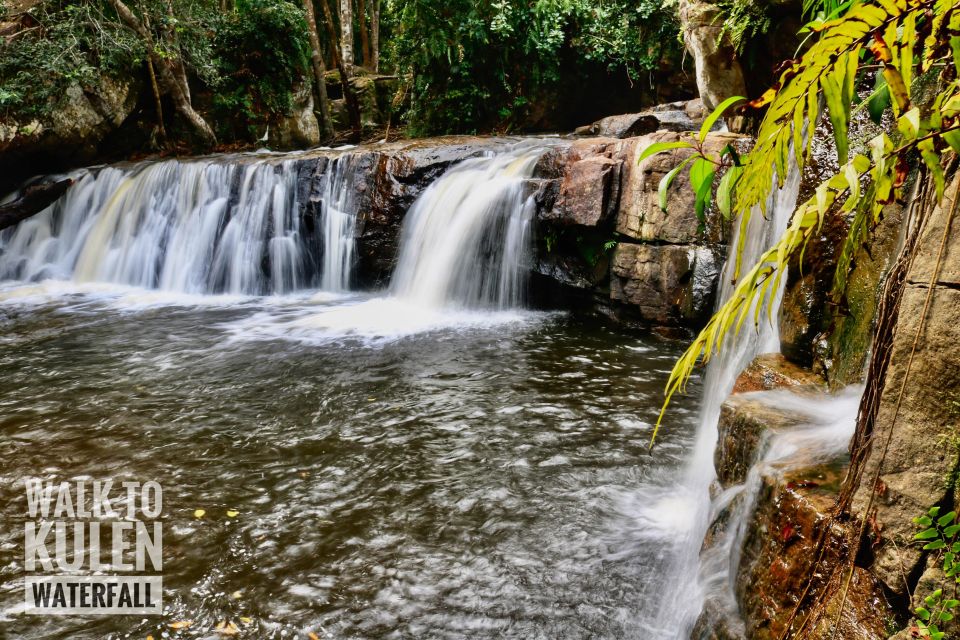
[
  {"x1": 609, "y1": 242, "x2": 723, "y2": 326},
  {"x1": 617, "y1": 131, "x2": 747, "y2": 245}
]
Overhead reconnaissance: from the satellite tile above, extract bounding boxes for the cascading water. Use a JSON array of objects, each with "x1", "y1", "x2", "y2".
[
  {"x1": 238, "y1": 142, "x2": 551, "y2": 343},
  {"x1": 390, "y1": 145, "x2": 542, "y2": 309},
  {"x1": 699, "y1": 385, "x2": 863, "y2": 636},
  {"x1": 316, "y1": 156, "x2": 360, "y2": 292},
  {"x1": 0, "y1": 155, "x2": 361, "y2": 296},
  {"x1": 631, "y1": 167, "x2": 802, "y2": 637}
]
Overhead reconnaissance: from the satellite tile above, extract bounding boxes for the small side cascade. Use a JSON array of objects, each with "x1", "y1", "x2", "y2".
[
  {"x1": 0, "y1": 155, "x2": 365, "y2": 296},
  {"x1": 636, "y1": 166, "x2": 803, "y2": 638}
]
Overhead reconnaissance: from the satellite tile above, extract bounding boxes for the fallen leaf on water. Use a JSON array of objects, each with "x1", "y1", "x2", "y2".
[
  {"x1": 169, "y1": 620, "x2": 193, "y2": 630},
  {"x1": 147, "y1": 636, "x2": 155, "y2": 640},
  {"x1": 231, "y1": 590, "x2": 242, "y2": 599},
  {"x1": 226, "y1": 509, "x2": 239, "y2": 518},
  {"x1": 239, "y1": 617, "x2": 252, "y2": 624},
  {"x1": 308, "y1": 633, "x2": 320, "y2": 640},
  {"x1": 215, "y1": 620, "x2": 240, "y2": 636},
  {"x1": 193, "y1": 509, "x2": 206, "y2": 519}
]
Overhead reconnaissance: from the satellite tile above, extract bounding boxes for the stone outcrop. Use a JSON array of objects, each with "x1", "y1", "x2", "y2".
[
  {"x1": 573, "y1": 105, "x2": 700, "y2": 139},
  {"x1": 269, "y1": 83, "x2": 321, "y2": 148},
  {"x1": 850, "y1": 174, "x2": 960, "y2": 605},
  {"x1": 530, "y1": 130, "x2": 747, "y2": 328},
  {"x1": 0, "y1": 76, "x2": 141, "y2": 192},
  {"x1": 677, "y1": 0, "x2": 747, "y2": 112}
]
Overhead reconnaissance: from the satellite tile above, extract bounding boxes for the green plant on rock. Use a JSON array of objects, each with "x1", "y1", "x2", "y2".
[
  {"x1": 646, "y1": 0, "x2": 960, "y2": 442},
  {"x1": 913, "y1": 507, "x2": 960, "y2": 639}
]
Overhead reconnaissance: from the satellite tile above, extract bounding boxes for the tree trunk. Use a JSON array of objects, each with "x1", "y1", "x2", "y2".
[
  {"x1": 107, "y1": 0, "x2": 217, "y2": 146},
  {"x1": 303, "y1": 0, "x2": 334, "y2": 141},
  {"x1": 0, "y1": 179, "x2": 73, "y2": 232},
  {"x1": 318, "y1": 0, "x2": 341, "y2": 68},
  {"x1": 357, "y1": 0, "x2": 370, "y2": 69},
  {"x1": 320, "y1": 0, "x2": 361, "y2": 139},
  {"x1": 145, "y1": 58, "x2": 168, "y2": 144},
  {"x1": 338, "y1": 0, "x2": 354, "y2": 67},
  {"x1": 370, "y1": 0, "x2": 379, "y2": 72}
]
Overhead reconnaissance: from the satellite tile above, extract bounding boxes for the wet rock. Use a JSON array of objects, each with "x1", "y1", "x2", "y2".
[
  {"x1": 732, "y1": 353, "x2": 826, "y2": 395},
  {"x1": 609, "y1": 243, "x2": 723, "y2": 326},
  {"x1": 716, "y1": 393, "x2": 807, "y2": 488},
  {"x1": 737, "y1": 465, "x2": 892, "y2": 640},
  {"x1": 692, "y1": 596, "x2": 747, "y2": 640},
  {"x1": 850, "y1": 175, "x2": 960, "y2": 600}
]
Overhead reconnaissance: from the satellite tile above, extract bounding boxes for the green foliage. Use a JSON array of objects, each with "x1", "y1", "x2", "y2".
[
  {"x1": 211, "y1": 0, "x2": 312, "y2": 138},
  {"x1": 717, "y1": 0, "x2": 773, "y2": 53},
  {"x1": 0, "y1": 0, "x2": 310, "y2": 142},
  {"x1": 913, "y1": 507, "x2": 960, "y2": 639},
  {"x1": 0, "y1": 0, "x2": 143, "y2": 119},
  {"x1": 388, "y1": 0, "x2": 682, "y2": 135},
  {"x1": 647, "y1": 0, "x2": 960, "y2": 442}
]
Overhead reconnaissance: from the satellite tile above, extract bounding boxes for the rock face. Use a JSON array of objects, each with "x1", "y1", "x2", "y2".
[
  {"x1": 677, "y1": 0, "x2": 747, "y2": 112},
  {"x1": 531, "y1": 130, "x2": 745, "y2": 328},
  {"x1": 610, "y1": 243, "x2": 722, "y2": 326},
  {"x1": 850, "y1": 174, "x2": 960, "y2": 603},
  {"x1": 269, "y1": 83, "x2": 321, "y2": 148},
  {"x1": 618, "y1": 131, "x2": 744, "y2": 245},
  {"x1": 0, "y1": 76, "x2": 140, "y2": 192}
]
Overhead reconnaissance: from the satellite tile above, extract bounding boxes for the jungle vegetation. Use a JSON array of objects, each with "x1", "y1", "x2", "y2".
[{"x1": 0, "y1": 0, "x2": 684, "y2": 142}]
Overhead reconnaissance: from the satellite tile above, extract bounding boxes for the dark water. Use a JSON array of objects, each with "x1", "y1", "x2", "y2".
[{"x1": 0, "y1": 289, "x2": 700, "y2": 639}]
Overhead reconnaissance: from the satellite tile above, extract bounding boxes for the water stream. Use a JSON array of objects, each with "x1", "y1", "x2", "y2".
[{"x1": 0, "y1": 141, "x2": 815, "y2": 639}]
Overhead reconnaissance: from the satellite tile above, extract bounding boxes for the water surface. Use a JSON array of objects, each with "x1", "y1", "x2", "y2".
[{"x1": 0, "y1": 289, "x2": 701, "y2": 639}]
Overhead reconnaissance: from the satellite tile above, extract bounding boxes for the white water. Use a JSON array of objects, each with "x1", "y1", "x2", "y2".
[
  {"x1": 221, "y1": 142, "x2": 550, "y2": 345},
  {"x1": 390, "y1": 145, "x2": 542, "y2": 310},
  {"x1": 317, "y1": 155, "x2": 360, "y2": 292},
  {"x1": 629, "y1": 168, "x2": 802, "y2": 637},
  {"x1": 699, "y1": 386, "x2": 863, "y2": 635},
  {"x1": 0, "y1": 155, "x2": 360, "y2": 295}
]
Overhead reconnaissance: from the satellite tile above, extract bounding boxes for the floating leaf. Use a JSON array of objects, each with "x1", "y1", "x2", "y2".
[
  {"x1": 226, "y1": 509, "x2": 239, "y2": 518},
  {"x1": 215, "y1": 620, "x2": 240, "y2": 636},
  {"x1": 169, "y1": 620, "x2": 194, "y2": 630},
  {"x1": 193, "y1": 509, "x2": 206, "y2": 519}
]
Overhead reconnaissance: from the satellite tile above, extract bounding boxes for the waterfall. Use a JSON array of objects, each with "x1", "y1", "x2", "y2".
[
  {"x1": 0, "y1": 155, "x2": 361, "y2": 296},
  {"x1": 389, "y1": 145, "x2": 541, "y2": 310},
  {"x1": 316, "y1": 156, "x2": 359, "y2": 292},
  {"x1": 637, "y1": 167, "x2": 802, "y2": 637}
]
